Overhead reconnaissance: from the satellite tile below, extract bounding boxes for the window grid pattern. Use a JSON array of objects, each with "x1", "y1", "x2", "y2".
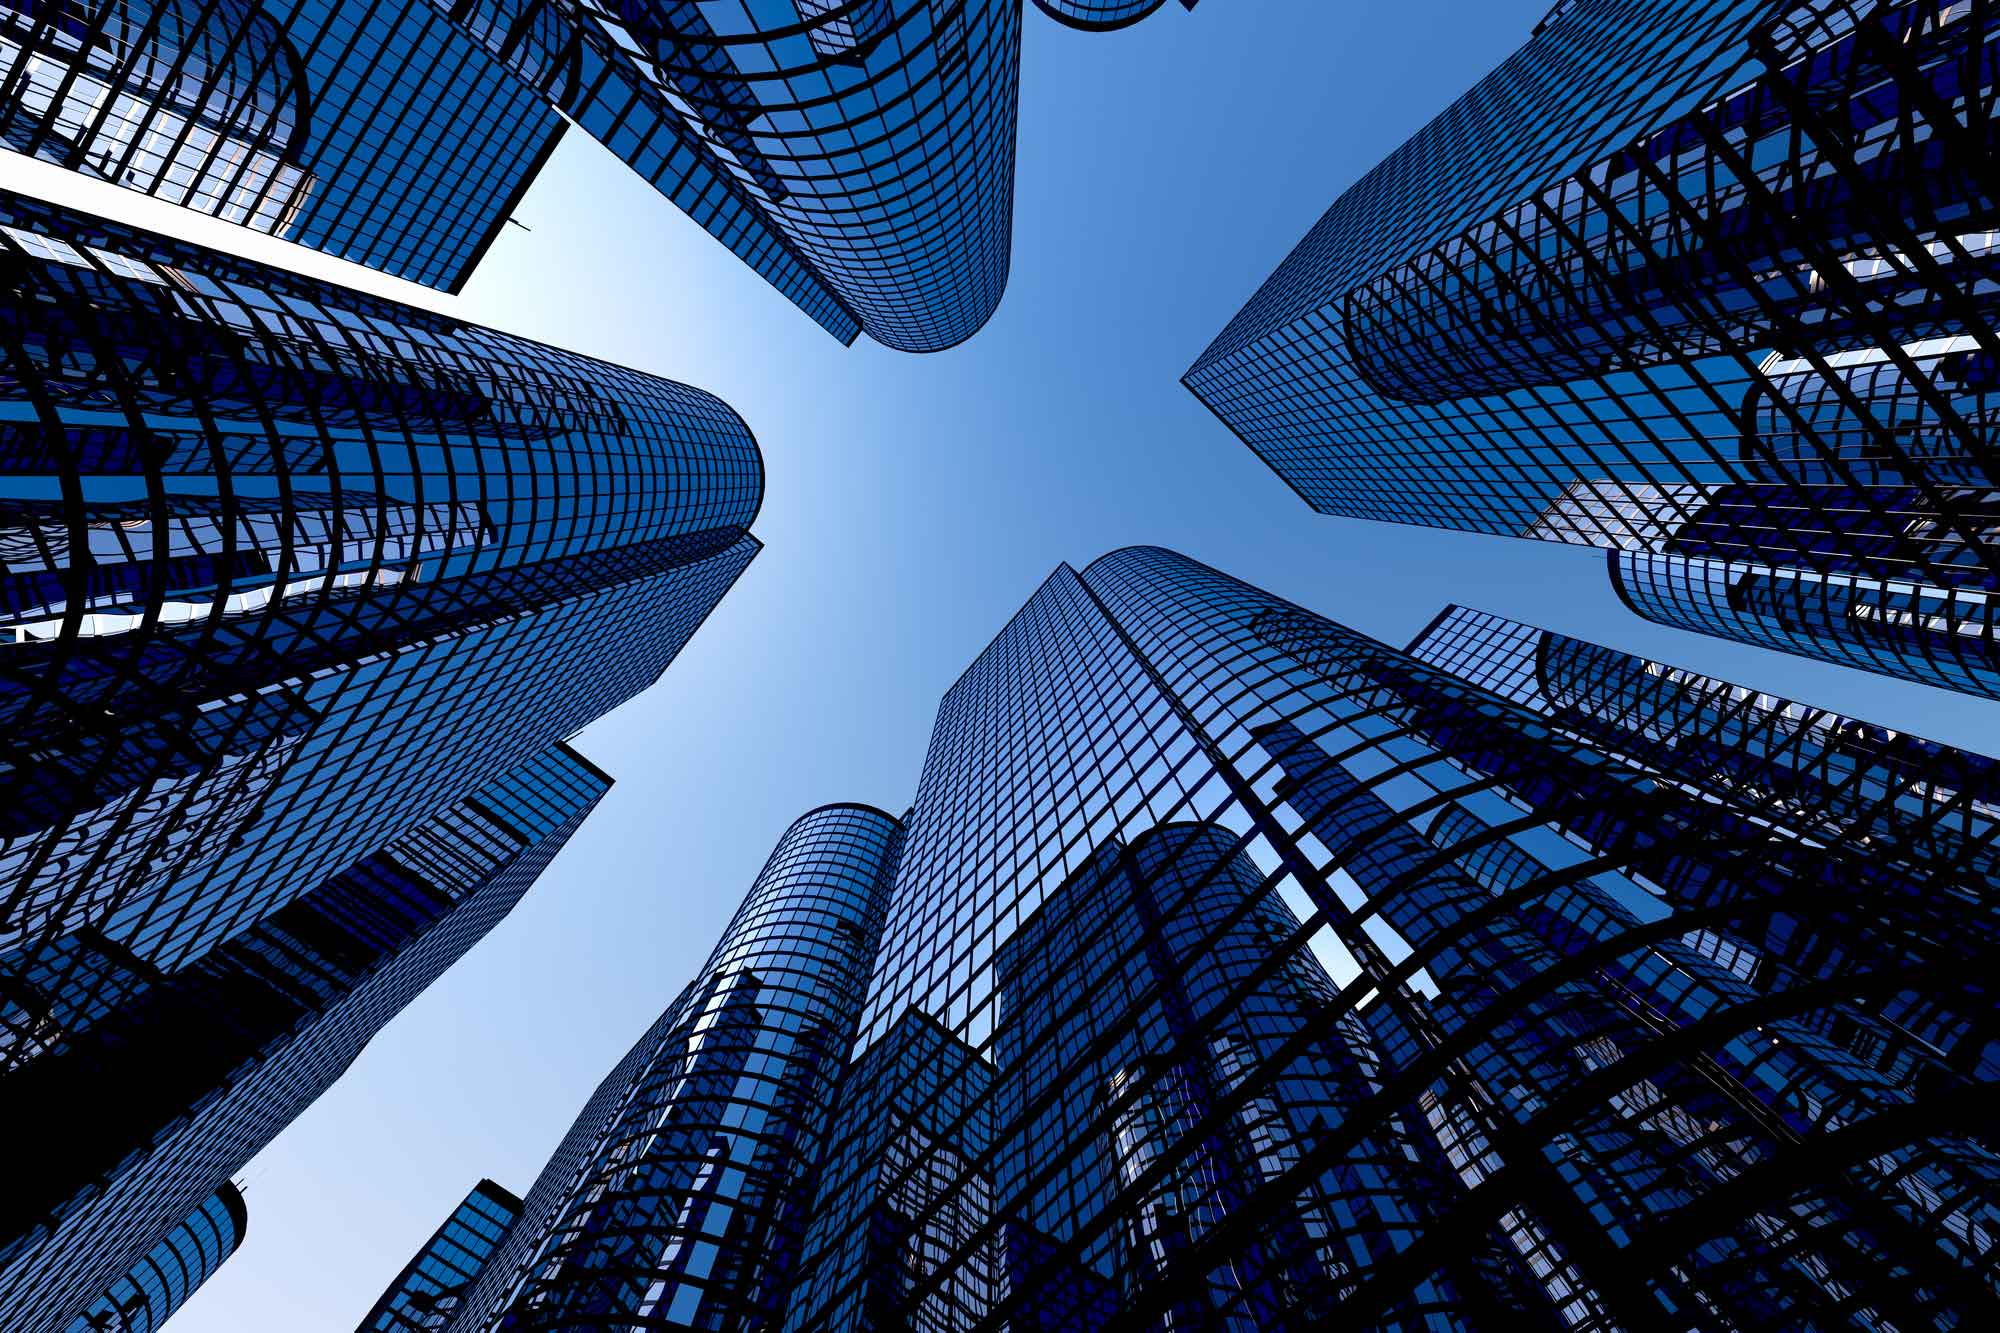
[
  {"x1": 431, "y1": 0, "x2": 1019, "y2": 350},
  {"x1": 471, "y1": 804, "x2": 907, "y2": 1330},
  {"x1": 0, "y1": 192, "x2": 759, "y2": 1000},
  {"x1": 0, "y1": 0, "x2": 563, "y2": 290},
  {"x1": 1409, "y1": 600, "x2": 2000, "y2": 880},
  {"x1": 785, "y1": 546, "x2": 2000, "y2": 1329},
  {"x1": 359, "y1": 1180, "x2": 525, "y2": 1332},
  {"x1": 64, "y1": 1184, "x2": 247, "y2": 1333},
  {"x1": 1029, "y1": 0, "x2": 1179, "y2": 35},
  {"x1": 1185, "y1": 0, "x2": 2000, "y2": 701},
  {"x1": 0, "y1": 0, "x2": 314, "y2": 232},
  {"x1": 0, "y1": 743, "x2": 608, "y2": 1331}
]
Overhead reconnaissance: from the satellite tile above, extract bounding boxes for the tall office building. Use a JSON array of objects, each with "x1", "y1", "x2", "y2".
[
  {"x1": 66, "y1": 1184, "x2": 247, "y2": 1333},
  {"x1": 454, "y1": 803, "x2": 906, "y2": 1330},
  {"x1": 359, "y1": 1180, "x2": 524, "y2": 1332},
  {"x1": 427, "y1": 0, "x2": 1020, "y2": 350},
  {"x1": 1187, "y1": 0, "x2": 2000, "y2": 699},
  {"x1": 454, "y1": 547, "x2": 2000, "y2": 1328},
  {"x1": 0, "y1": 0, "x2": 564, "y2": 289},
  {"x1": 1, "y1": 742, "x2": 610, "y2": 1330},
  {"x1": 0, "y1": 189, "x2": 759, "y2": 1041}
]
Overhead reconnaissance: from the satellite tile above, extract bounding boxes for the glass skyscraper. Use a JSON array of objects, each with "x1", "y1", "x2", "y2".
[
  {"x1": 359, "y1": 1179, "x2": 524, "y2": 1331},
  {"x1": 454, "y1": 803, "x2": 906, "y2": 1330},
  {"x1": 1, "y1": 0, "x2": 1023, "y2": 344},
  {"x1": 0, "y1": 0, "x2": 565, "y2": 290},
  {"x1": 447, "y1": 547, "x2": 2000, "y2": 1329},
  {"x1": 1186, "y1": 0, "x2": 2000, "y2": 701},
  {"x1": 0, "y1": 186, "x2": 759, "y2": 1327},
  {"x1": 426, "y1": 0, "x2": 1020, "y2": 350},
  {"x1": 1, "y1": 742, "x2": 609, "y2": 1330},
  {"x1": 66, "y1": 1184, "x2": 247, "y2": 1333},
  {"x1": 0, "y1": 188, "x2": 759, "y2": 1031}
]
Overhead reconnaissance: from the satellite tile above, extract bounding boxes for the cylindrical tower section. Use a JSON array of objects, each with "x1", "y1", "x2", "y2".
[
  {"x1": 64, "y1": 1183, "x2": 246, "y2": 1333},
  {"x1": 1030, "y1": 0, "x2": 1173, "y2": 33},
  {"x1": 435, "y1": 0, "x2": 1020, "y2": 352},
  {"x1": 491, "y1": 804, "x2": 904, "y2": 1331},
  {"x1": 0, "y1": 0, "x2": 314, "y2": 232},
  {"x1": 0, "y1": 189, "x2": 763, "y2": 964}
]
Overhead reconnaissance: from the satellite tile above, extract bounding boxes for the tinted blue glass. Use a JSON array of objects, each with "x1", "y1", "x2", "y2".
[
  {"x1": 1187, "y1": 0, "x2": 2000, "y2": 702},
  {"x1": 65, "y1": 1185, "x2": 248, "y2": 1333},
  {"x1": 431, "y1": 0, "x2": 1020, "y2": 349},
  {"x1": 457, "y1": 547, "x2": 2000, "y2": 1329},
  {"x1": 3, "y1": 745, "x2": 608, "y2": 1329},
  {"x1": 359, "y1": 1180, "x2": 525, "y2": 1331},
  {"x1": 461, "y1": 804, "x2": 906, "y2": 1329},
  {"x1": 0, "y1": 0, "x2": 561, "y2": 289}
]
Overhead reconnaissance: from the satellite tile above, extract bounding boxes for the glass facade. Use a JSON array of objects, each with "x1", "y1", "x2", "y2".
[
  {"x1": 0, "y1": 741, "x2": 610, "y2": 1329},
  {"x1": 449, "y1": 546, "x2": 2000, "y2": 1328},
  {"x1": 460, "y1": 803, "x2": 906, "y2": 1330},
  {"x1": 1411, "y1": 599, "x2": 2000, "y2": 908},
  {"x1": 0, "y1": 0, "x2": 563, "y2": 290},
  {"x1": 66, "y1": 1184, "x2": 247, "y2": 1333},
  {"x1": 359, "y1": 1179, "x2": 525, "y2": 1331},
  {"x1": 1186, "y1": 0, "x2": 2000, "y2": 700},
  {"x1": 428, "y1": 0, "x2": 1020, "y2": 350},
  {"x1": 0, "y1": 189, "x2": 759, "y2": 1032}
]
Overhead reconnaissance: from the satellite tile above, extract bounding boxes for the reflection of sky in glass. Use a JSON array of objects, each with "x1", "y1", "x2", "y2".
[{"x1": 22, "y1": 0, "x2": 1983, "y2": 1326}]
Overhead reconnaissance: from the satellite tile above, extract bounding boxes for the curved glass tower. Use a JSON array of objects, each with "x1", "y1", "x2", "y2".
[
  {"x1": 0, "y1": 0, "x2": 313, "y2": 230},
  {"x1": 791, "y1": 546, "x2": 2000, "y2": 1329},
  {"x1": 0, "y1": 0, "x2": 565, "y2": 289},
  {"x1": 0, "y1": 189, "x2": 761, "y2": 1000},
  {"x1": 445, "y1": 548, "x2": 2000, "y2": 1328},
  {"x1": 430, "y1": 0, "x2": 1021, "y2": 350},
  {"x1": 467, "y1": 803, "x2": 905, "y2": 1330},
  {"x1": 1030, "y1": 0, "x2": 1182, "y2": 33},
  {"x1": 65, "y1": 1184, "x2": 246, "y2": 1333},
  {"x1": 1187, "y1": 0, "x2": 2000, "y2": 700}
]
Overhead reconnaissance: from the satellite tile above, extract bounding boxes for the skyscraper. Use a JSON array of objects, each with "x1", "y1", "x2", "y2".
[
  {"x1": 1186, "y1": 0, "x2": 2000, "y2": 700},
  {"x1": 427, "y1": 0, "x2": 1020, "y2": 350},
  {"x1": 359, "y1": 1180, "x2": 524, "y2": 1332},
  {"x1": 0, "y1": 188, "x2": 760, "y2": 1039},
  {"x1": 0, "y1": 0, "x2": 565, "y2": 289},
  {"x1": 66, "y1": 1184, "x2": 247, "y2": 1333},
  {"x1": 0, "y1": 742, "x2": 610, "y2": 1330},
  {"x1": 456, "y1": 803, "x2": 906, "y2": 1330},
  {"x1": 453, "y1": 547, "x2": 2000, "y2": 1328}
]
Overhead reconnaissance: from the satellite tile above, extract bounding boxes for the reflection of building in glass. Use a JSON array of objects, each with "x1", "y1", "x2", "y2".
[
  {"x1": 1187, "y1": 1, "x2": 2000, "y2": 699},
  {"x1": 461, "y1": 804, "x2": 905, "y2": 1330},
  {"x1": 0, "y1": 743, "x2": 608, "y2": 1330},
  {"x1": 359, "y1": 1180, "x2": 523, "y2": 1332},
  {"x1": 0, "y1": 0, "x2": 564, "y2": 290},
  {"x1": 429, "y1": 0, "x2": 1020, "y2": 350},
  {"x1": 448, "y1": 547, "x2": 2000, "y2": 1329},
  {"x1": 1410, "y1": 600, "x2": 2000, "y2": 888},
  {"x1": 782, "y1": 1007, "x2": 1001, "y2": 1333},
  {"x1": 65, "y1": 1184, "x2": 246, "y2": 1333},
  {"x1": 0, "y1": 0, "x2": 313, "y2": 230},
  {"x1": 0, "y1": 190, "x2": 759, "y2": 1061}
]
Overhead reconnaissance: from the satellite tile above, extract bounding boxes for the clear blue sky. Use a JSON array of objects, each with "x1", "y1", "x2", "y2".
[{"x1": 151, "y1": 2, "x2": 2000, "y2": 1327}]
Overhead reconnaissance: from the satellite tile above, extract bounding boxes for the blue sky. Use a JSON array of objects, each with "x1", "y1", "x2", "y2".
[{"x1": 85, "y1": 1, "x2": 2000, "y2": 1326}]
